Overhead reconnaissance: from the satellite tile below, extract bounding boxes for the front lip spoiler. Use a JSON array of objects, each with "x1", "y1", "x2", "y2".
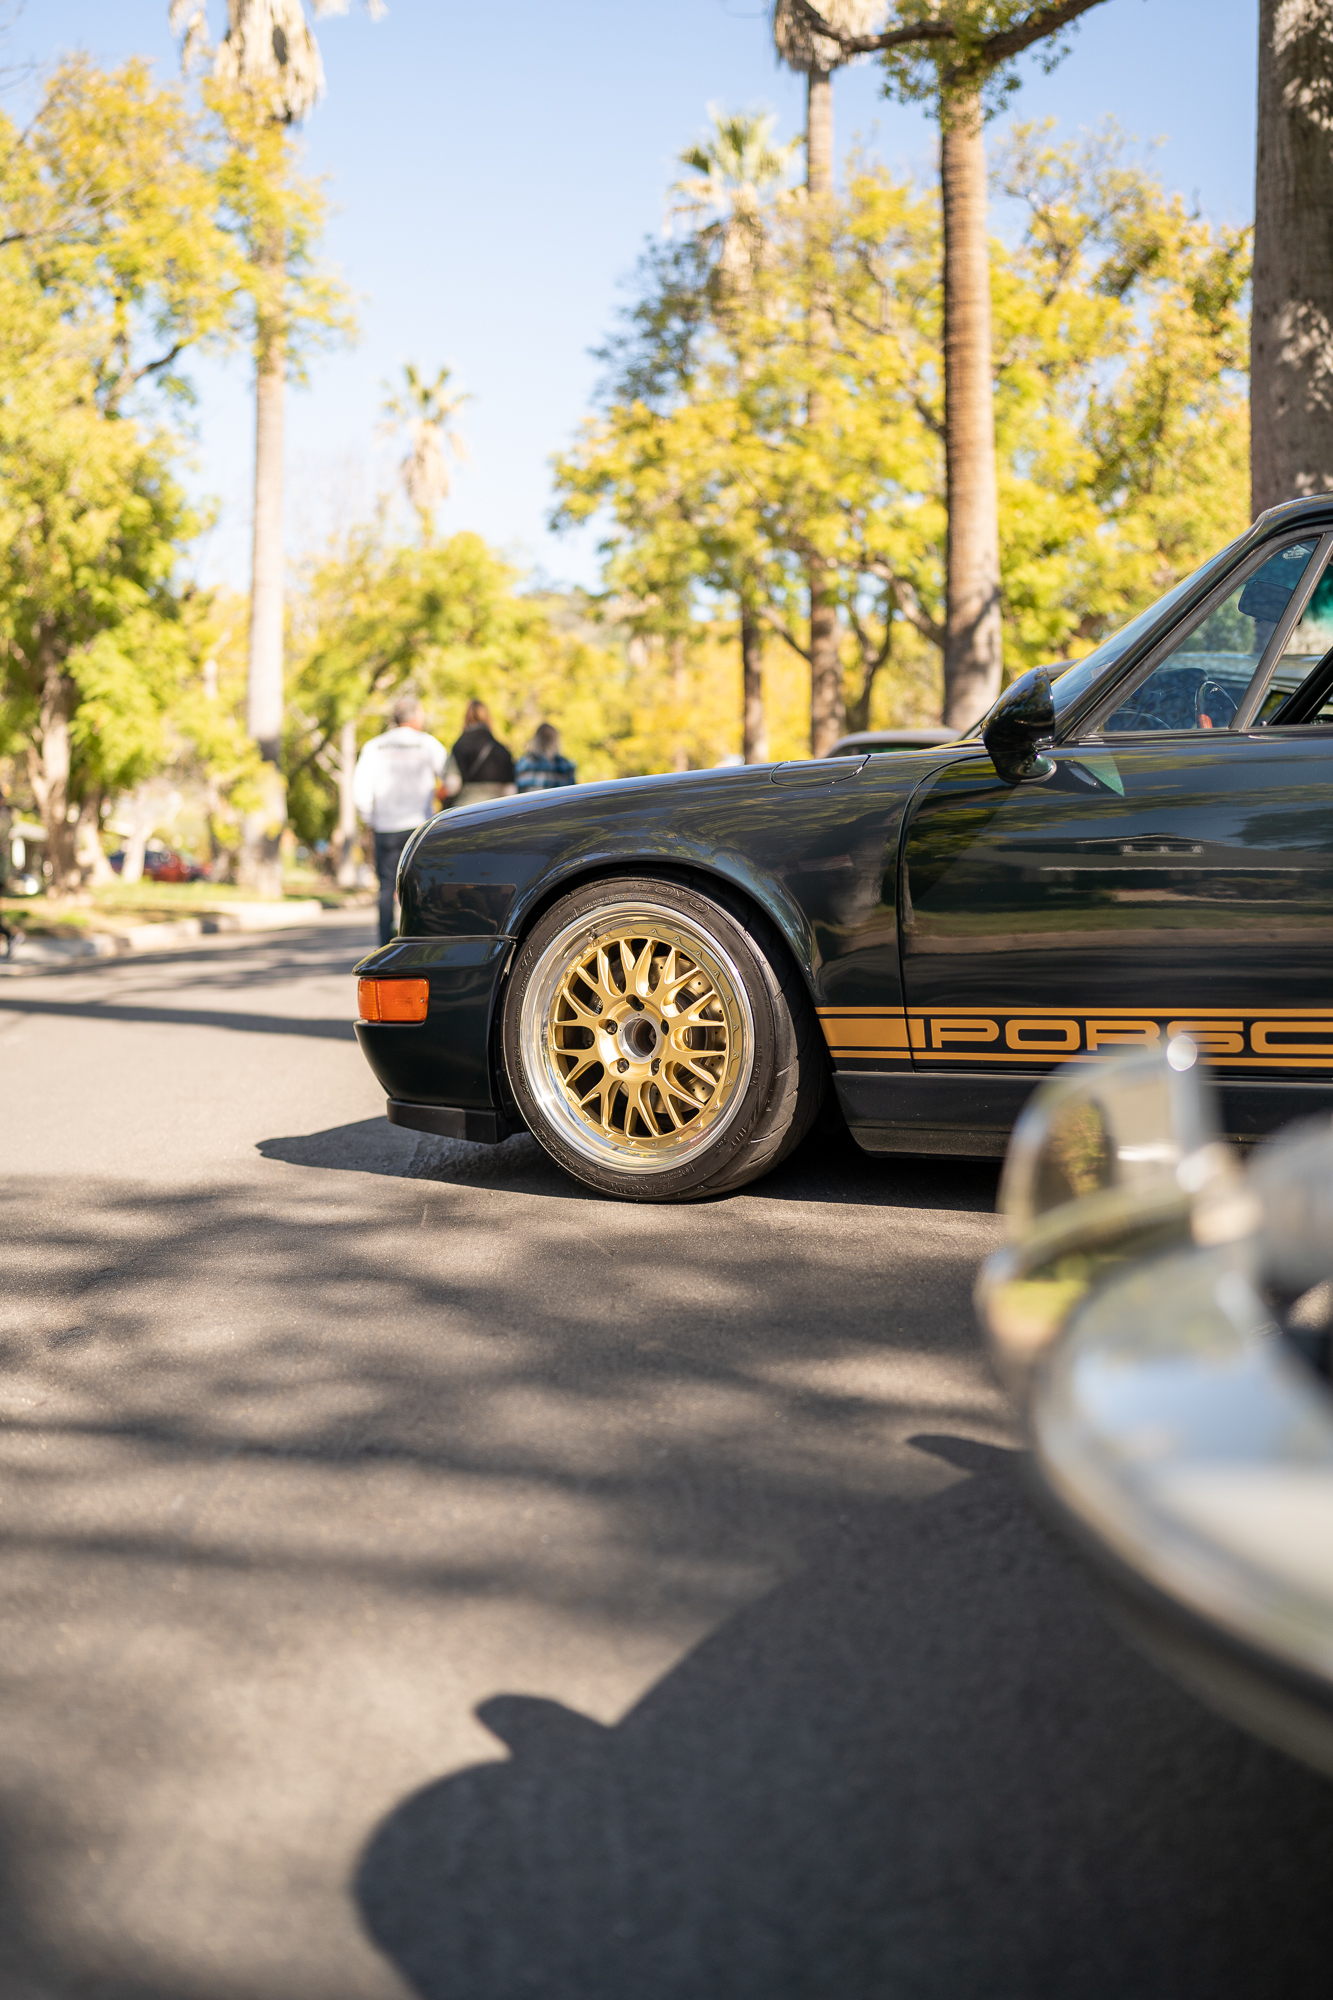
[
  {"x1": 386, "y1": 1099, "x2": 512, "y2": 1146},
  {"x1": 1020, "y1": 1245, "x2": 1333, "y2": 1776}
]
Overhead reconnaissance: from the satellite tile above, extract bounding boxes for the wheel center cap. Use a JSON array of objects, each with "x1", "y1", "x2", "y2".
[{"x1": 617, "y1": 1011, "x2": 660, "y2": 1063}]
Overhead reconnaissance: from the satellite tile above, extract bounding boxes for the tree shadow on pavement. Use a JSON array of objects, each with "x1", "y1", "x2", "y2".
[{"x1": 355, "y1": 1436, "x2": 1333, "y2": 2000}]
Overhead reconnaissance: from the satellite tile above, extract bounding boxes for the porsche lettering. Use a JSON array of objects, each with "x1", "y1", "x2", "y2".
[{"x1": 817, "y1": 1008, "x2": 1333, "y2": 1069}]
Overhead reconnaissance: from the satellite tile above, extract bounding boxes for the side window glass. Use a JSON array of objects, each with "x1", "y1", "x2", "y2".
[
  {"x1": 1256, "y1": 677, "x2": 1333, "y2": 725},
  {"x1": 1256, "y1": 569, "x2": 1333, "y2": 722},
  {"x1": 1100, "y1": 541, "x2": 1320, "y2": 734}
]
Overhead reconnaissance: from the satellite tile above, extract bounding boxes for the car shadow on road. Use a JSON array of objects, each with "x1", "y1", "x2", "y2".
[
  {"x1": 0, "y1": 992, "x2": 358, "y2": 1041},
  {"x1": 355, "y1": 1436, "x2": 1333, "y2": 2000},
  {"x1": 258, "y1": 1118, "x2": 1002, "y2": 1214}
]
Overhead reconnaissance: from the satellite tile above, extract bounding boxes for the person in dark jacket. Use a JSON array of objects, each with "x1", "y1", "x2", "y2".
[
  {"x1": 515, "y1": 721, "x2": 577, "y2": 792},
  {"x1": 444, "y1": 700, "x2": 517, "y2": 809}
]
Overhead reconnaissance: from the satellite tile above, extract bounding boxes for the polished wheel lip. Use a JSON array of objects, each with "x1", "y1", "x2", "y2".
[{"x1": 518, "y1": 898, "x2": 756, "y2": 1177}]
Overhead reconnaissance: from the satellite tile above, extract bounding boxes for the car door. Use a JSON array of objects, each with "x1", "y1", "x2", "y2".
[{"x1": 900, "y1": 531, "x2": 1333, "y2": 1087}]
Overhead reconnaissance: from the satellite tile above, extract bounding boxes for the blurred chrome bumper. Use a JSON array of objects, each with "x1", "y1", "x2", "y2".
[{"x1": 977, "y1": 1044, "x2": 1333, "y2": 1777}]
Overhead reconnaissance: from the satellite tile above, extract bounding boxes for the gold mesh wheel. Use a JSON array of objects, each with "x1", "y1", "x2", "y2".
[{"x1": 517, "y1": 900, "x2": 755, "y2": 1175}]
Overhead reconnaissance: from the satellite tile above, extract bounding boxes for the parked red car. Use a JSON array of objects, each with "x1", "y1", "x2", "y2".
[
  {"x1": 145, "y1": 848, "x2": 206, "y2": 883},
  {"x1": 109, "y1": 847, "x2": 207, "y2": 883}
]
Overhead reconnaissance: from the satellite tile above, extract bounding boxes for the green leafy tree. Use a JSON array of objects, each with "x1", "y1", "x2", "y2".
[
  {"x1": 0, "y1": 56, "x2": 246, "y2": 891},
  {"x1": 989, "y1": 122, "x2": 1250, "y2": 664},
  {"x1": 789, "y1": 1, "x2": 1115, "y2": 725},
  {"x1": 285, "y1": 527, "x2": 632, "y2": 847},
  {"x1": 555, "y1": 134, "x2": 945, "y2": 757},
  {"x1": 557, "y1": 112, "x2": 1249, "y2": 752},
  {"x1": 773, "y1": 1, "x2": 889, "y2": 751},
  {"x1": 171, "y1": 0, "x2": 377, "y2": 893}
]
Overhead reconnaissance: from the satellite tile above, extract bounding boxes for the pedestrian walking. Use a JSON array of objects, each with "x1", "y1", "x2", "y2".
[
  {"x1": 514, "y1": 721, "x2": 577, "y2": 793},
  {"x1": 353, "y1": 695, "x2": 448, "y2": 947},
  {"x1": 443, "y1": 700, "x2": 516, "y2": 809}
]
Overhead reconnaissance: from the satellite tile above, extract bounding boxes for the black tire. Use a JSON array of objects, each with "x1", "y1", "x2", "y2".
[{"x1": 501, "y1": 874, "x2": 826, "y2": 1201}]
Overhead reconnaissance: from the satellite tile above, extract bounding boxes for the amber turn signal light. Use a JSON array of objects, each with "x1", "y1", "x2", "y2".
[{"x1": 358, "y1": 977, "x2": 429, "y2": 1024}]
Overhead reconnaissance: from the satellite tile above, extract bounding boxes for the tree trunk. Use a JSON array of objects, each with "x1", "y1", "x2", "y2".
[
  {"x1": 671, "y1": 637, "x2": 689, "y2": 771},
  {"x1": 31, "y1": 659, "x2": 78, "y2": 893},
  {"x1": 808, "y1": 558, "x2": 844, "y2": 755},
  {"x1": 335, "y1": 716, "x2": 359, "y2": 887},
  {"x1": 75, "y1": 798, "x2": 115, "y2": 885},
  {"x1": 240, "y1": 228, "x2": 287, "y2": 898},
  {"x1": 940, "y1": 90, "x2": 1003, "y2": 730},
  {"x1": 807, "y1": 65, "x2": 833, "y2": 198},
  {"x1": 846, "y1": 609, "x2": 892, "y2": 736},
  {"x1": 1252, "y1": 0, "x2": 1333, "y2": 514},
  {"x1": 118, "y1": 786, "x2": 160, "y2": 885},
  {"x1": 805, "y1": 68, "x2": 845, "y2": 756},
  {"x1": 741, "y1": 599, "x2": 769, "y2": 763}
]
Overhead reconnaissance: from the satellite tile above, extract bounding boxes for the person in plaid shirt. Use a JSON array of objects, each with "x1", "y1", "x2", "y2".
[{"x1": 514, "y1": 722, "x2": 577, "y2": 793}]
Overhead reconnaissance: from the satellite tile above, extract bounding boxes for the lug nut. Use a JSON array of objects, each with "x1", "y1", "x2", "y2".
[
  {"x1": 617, "y1": 1057, "x2": 629, "y2": 1073},
  {"x1": 651, "y1": 1058, "x2": 660, "y2": 1074}
]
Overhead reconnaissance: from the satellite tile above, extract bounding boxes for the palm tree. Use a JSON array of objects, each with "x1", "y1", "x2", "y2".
[
  {"x1": 1252, "y1": 0, "x2": 1333, "y2": 515},
  {"x1": 671, "y1": 107, "x2": 795, "y2": 295},
  {"x1": 773, "y1": 1, "x2": 886, "y2": 756},
  {"x1": 380, "y1": 363, "x2": 471, "y2": 543},
  {"x1": 170, "y1": 0, "x2": 381, "y2": 891},
  {"x1": 780, "y1": 2, "x2": 1110, "y2": 729},
  {"x1": 673, "y1": 110, "x2": 796, "y2": 763}
]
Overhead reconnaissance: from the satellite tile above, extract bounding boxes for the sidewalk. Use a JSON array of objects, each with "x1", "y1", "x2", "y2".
[{"x1": 0, "y1": 899, "x2": 367, "y2": 976}]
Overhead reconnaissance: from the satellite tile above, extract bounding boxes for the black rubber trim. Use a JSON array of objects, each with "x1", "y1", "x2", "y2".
[{"x1": 386, "y1": 1099, "x2": 510, "y2": 1145}]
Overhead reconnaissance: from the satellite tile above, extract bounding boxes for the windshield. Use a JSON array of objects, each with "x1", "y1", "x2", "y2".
[{"x1": 1048, "y1": 538, "x2": 1246, "y2": 716}]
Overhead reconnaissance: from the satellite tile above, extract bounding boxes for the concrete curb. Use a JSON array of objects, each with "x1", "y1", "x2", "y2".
[{"x1": 0, "y1": 899, "x2": 346, "y2": 974}]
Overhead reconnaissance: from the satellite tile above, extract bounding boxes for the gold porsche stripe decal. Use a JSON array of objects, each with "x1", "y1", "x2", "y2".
[
  {"x1": 816, "y1": 1009, "x2": 911, "y2": 1055},
  {"x1": 817, "y1": 1006, "x2": 1333, "y2": 1068}
]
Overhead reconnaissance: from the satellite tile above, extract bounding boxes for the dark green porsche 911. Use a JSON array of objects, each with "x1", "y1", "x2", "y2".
[{"x1": 354, "y1": 495, "x2": 1333, "y2": 1201}]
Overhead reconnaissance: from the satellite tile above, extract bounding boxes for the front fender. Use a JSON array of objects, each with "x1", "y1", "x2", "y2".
[{"x1": 397, "y1": 765, "x2": 912, "y2": 1002}]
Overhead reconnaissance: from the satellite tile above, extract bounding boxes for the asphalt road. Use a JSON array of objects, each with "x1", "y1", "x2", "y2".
[{"x1": 2, "y1": 913, "x2": 1332, "y2": 2000}]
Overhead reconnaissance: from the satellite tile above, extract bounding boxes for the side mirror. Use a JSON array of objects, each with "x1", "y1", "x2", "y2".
[{"x1": 982, "y1": 668, "x2": 1056, "y2": 784}]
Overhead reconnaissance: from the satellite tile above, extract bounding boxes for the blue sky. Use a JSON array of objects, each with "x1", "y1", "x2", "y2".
[{"x1": 28, "y1": 0, "x2": 1259, "y2": 594}]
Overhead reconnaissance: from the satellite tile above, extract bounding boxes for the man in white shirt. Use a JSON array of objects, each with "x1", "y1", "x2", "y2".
[{"x1": 353, "y1": 696, "x2": 448, "y2": 945}]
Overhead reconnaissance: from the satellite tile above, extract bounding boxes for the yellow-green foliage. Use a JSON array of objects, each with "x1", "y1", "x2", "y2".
[
  {"x1": 285, "y1": 528, "x2": 642, "y2": 842},
  {"x1": 555, "y1": 112, "x2": 1250, "y2": 729},
  {"x1": 992, "y1": 121, "x2": 1251, "y2": 666},
  {"x1": 0, "y1": 52, "x2": 349, "y2": 880}
]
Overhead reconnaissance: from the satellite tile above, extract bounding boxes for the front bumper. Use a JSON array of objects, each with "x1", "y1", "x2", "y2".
[{"x1": 354, "y1": 934, "x2": 512, "y2": 1115}]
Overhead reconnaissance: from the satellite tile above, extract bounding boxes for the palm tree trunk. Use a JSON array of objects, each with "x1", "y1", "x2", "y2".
[
  {"x1": 335, "y1": 716, "x2": 359, "y2": 887},
  {"x1": 1252, "y1": 0, "x2": 1333, "y2": 514},
  {"x1": 805, "y1": 67, "x2": 845, "y2": 756},
  {"x1": 940, "y1": 90, "x2": 1002, "y2": 730},
  {"x1": 806, "y1": 65, "x2": 833, "y2": 196},
  {"x1": 240, "y1": 228, "x2": 287, "y2": 897},
  {"x1": 741, "y1": 598, "x2": 769, "y2": 763}
]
